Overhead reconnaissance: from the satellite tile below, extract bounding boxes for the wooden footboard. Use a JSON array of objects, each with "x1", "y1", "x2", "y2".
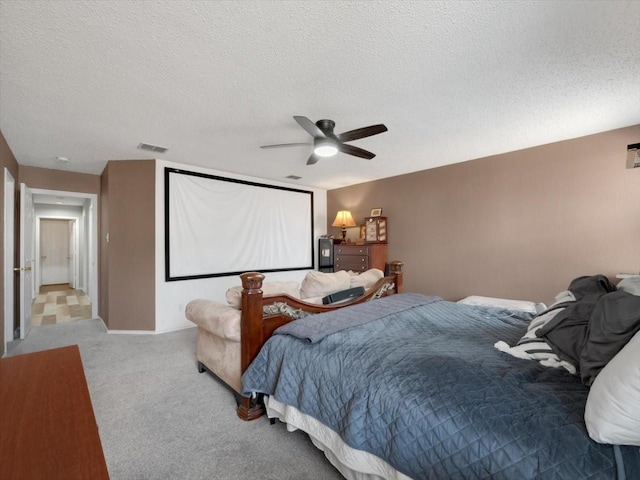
[{"x1": 237, "y1": 261, "x2": 404, "y2": 420}]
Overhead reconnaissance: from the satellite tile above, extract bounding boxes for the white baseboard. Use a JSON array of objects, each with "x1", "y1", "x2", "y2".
[{"x1": 107, "y1": 324, "x2": 195, "y2": 335}]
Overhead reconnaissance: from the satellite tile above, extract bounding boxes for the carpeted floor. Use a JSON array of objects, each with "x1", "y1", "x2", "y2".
[{"x1": 6, "y1": 320, "x2": 343, "y2": 480}]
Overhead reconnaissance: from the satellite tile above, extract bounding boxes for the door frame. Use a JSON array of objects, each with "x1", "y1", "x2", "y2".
[
  {"x1": 36, "y1": 217, "x2": 79, "y2": 289},
  {"x1": 29, "y1": 188, "x2": 98, "y2": 319},
  {"x1": 3, "y1": 168, "x2": 15, "y2": 354},
  {"x1": 19, "y1": 183, "x2": 34, "y2": 340}
]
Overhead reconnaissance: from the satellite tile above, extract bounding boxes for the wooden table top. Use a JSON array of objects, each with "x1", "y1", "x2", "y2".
[{"x1": 1, "y1": 345, "x2": 109, "y2": 479}]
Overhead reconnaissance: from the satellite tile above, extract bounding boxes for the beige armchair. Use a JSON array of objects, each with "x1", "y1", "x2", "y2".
[{"x1": 186, "y1": 300, "x2": 243, "y2": 393}]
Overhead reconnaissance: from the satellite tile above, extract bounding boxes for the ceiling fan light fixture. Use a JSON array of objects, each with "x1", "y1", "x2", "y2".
[
  {"x1": 261, "y1": 116, "x2": 387, "y2": 164},
  {"x1": 314, "y1": 139, "x2": 338, "y2": 157}
]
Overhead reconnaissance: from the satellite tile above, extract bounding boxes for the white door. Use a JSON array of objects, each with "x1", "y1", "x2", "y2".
[
  {"x1": 19, "y1": 183, "x2": 35, "y2": 340},
  {"x1": 40, "y1": 219, "x2": 70, "y2": 285},
  {"x1": 4, "y1": 169, "x2": 15, "y2": 349}
]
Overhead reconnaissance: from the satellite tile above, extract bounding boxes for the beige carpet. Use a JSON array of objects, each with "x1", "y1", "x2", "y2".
[
  {"x1": 6, "y1": 319, "x2": 343, "y2": 480},
  {"x1": 31, "y1": 284, "x2": 92, "y2": 326}
]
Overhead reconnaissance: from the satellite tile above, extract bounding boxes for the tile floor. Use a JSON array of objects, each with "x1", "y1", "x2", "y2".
[{"x1": 31, "y1": 284, "x2": 93, "y2": 326}]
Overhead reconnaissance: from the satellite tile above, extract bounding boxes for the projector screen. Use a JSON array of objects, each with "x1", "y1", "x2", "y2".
[{"x1": 165, "y1": 168, "x2": 314, "y2": 281}]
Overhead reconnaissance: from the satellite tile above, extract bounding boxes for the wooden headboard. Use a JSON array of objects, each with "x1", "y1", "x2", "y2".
[{"x1": 237, "y1": 260, "x2": 404, "y2": 420}]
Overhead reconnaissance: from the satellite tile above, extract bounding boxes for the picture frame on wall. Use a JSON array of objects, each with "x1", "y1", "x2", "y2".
[{"x1": 370, "y1": 208, "x2": 382, "y2": 217}]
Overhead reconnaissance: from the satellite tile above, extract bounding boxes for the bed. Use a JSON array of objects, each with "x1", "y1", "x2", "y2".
[
  {"x1": 237, "y1": 271, "x2": 640, "y2": 479},
  {"x1": 234, "y1": 261, "x2": 405, "y2": 420}
]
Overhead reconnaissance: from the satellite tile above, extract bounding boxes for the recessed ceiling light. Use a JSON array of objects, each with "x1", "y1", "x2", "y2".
[
  {"x1": 286, "y1": 175, "x2": 302, "y2": 180},
  {"x1": 56, "y1": 156, "x2": 69, "y2": 163}
]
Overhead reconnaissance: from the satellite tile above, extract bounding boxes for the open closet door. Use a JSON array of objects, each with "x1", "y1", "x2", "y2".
[{"x1": 19, "y1": 183, "x2": 35, "y2": 339}]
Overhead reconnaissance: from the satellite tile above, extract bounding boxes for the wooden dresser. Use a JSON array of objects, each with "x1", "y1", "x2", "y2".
[
  {"x1": 0, "y1": 345, "x2": 109, "y2": 479},
  {"x1": 334, "y1": 244, "x2": 388, "y2": 272}
]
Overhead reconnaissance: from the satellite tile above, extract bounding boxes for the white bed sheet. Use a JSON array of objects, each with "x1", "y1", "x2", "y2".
[
  {"x1": 457, "y1": 295, "x2": 544, "y2": 314},
  {"x1": 265, "y1": 396, "x2": 411, "y2": 480}
]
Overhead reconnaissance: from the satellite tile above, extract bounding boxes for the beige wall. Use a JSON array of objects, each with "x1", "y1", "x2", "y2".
[
  {"x1": 328, "y1": 125, "x2": 640, "y2": 306},
  {"x1": 0, "y1": 131, "x2": 20, "y2": 356},
  {"x1": 19, "y1": 165, "x2": 100, "y2": 194},
  {"x1": 100, "y1": 160, "x2": 155, "y2": 330}
]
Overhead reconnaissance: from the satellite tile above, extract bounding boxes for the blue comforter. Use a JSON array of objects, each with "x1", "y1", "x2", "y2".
[{"x1": 242, "y1": 294, "x2": 640, "y2": 479}]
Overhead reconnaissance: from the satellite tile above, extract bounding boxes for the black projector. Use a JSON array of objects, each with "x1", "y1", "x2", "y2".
[{"x1": 322, "y1": 286, "x2": 366, "y2": 305}]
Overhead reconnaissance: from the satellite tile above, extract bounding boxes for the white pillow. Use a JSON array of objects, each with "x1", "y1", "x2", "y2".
[
  {"x1": 225, "y1": 281, "x2": 300, "y2": 309},
  {"x1": 349, "y1": 268, "x2": 384, "y2": 290},
  {"x1": 457, "y1": 295, "x2": 541, "y2": 314},
  {"x1": 584, "y1": 331, "x2": 640, "y2": 446},
  {"x1": 299, "y1": 270, "x2": 351, "y2": 299},
  {"x1": 617, "y1": 276, "x2": 640, "y2": 296}
]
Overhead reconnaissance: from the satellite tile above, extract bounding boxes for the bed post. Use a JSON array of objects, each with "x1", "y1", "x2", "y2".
[
  {"x1": 237, "y1": 272, "x2": 266, "y2": 421},
  {"x1": 390, "y1": 260, "x2": 404, "y2": 293}
]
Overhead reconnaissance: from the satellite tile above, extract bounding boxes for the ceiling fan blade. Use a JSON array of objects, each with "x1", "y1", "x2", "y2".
[
  {"x1": 337, "y1": 124, "x2": 388, "y2": 143},
  {"x1": 260, "y1": 142, "x2": 311, "y2": 149},
  {"x1": 339, "y1": 143, "x2": 376, "y2": 160},
  {"x1": 306, "y1": 154, "x2": 320, "y2": 165},
  {"x1": 294, "y1": 116, "x2": 326, "y2": 138}
]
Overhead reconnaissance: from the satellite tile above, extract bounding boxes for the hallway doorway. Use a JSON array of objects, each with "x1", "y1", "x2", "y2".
[
  {"x1": 31, "y1": 189, "x2": 98, "y2": 319},
  {"x1": 4, "y1": 186, "x2": 98, "y2": 345}
]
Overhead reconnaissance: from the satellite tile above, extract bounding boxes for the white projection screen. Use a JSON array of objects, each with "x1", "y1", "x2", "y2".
[{"x1": 165, "y1": 168, "x2": 314, "y2": 281}]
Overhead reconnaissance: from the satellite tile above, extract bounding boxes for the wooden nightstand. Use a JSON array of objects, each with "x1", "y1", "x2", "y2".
[{"x1": 334, "y1": 244, "x2": 388, "y2": 272}]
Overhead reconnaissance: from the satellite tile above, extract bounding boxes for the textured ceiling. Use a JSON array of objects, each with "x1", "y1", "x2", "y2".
[{"x1": 1, "y1": 1, "x2": 639, "y2": 190}]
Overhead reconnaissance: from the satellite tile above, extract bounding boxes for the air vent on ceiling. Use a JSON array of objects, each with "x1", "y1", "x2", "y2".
[
  {"x1": 627, "y1": 143, "x2": 640, "y2": 169},
  {"x1": 137, "y1": 142, "x2": 169, "y2": 154},
  {"x1": 286, "y1": 175, "x2": 302, "y2": 180}
]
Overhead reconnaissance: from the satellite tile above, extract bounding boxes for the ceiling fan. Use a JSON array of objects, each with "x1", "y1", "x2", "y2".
[{"x1": 260, "y1": 116, "x2": 388, "y2": 165}]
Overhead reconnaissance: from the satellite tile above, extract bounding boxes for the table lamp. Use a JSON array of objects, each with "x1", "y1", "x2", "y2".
[{"x1": 332, "y1": 210, "x2": 356, "y2": 244}]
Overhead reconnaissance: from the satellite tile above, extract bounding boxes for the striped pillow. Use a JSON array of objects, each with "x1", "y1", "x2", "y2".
[{"x1": 495, "y1": 292, "x2": 577, "y2": 374}]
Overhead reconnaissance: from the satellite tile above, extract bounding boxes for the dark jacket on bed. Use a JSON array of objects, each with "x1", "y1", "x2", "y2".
[{"x1": 537, "y1": 274, "x2": 640, "y2": 385}]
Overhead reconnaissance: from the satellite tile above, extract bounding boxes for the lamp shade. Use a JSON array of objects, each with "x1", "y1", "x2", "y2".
[{"x1": 332, "y1": 210, "x2": 357, "y2": 228}]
